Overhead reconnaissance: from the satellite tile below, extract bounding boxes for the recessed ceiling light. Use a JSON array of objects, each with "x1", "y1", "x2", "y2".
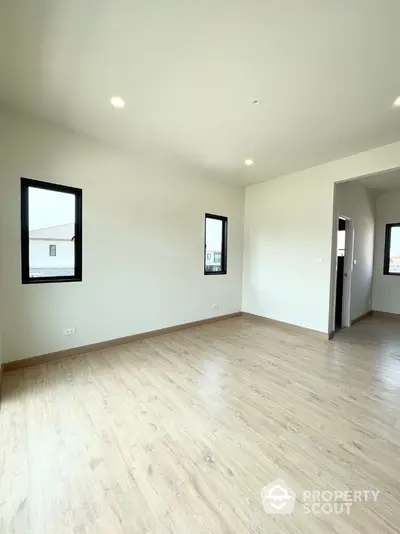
[
  {"x1": 252, "y1": 99, "x2": 261, "y2": 105},
  {"x1": 244, "y1": 159, "x2": 254, "y2": 166},
  {"x1": 110, "y1": 96, "x2": 125, "y2": 109},
  {"x1": 393, "y1": 96, "x2": 400, "y2": 107}
]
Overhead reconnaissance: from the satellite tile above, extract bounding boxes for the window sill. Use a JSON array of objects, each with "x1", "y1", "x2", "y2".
[{"x1": 22, "y1": 276, "x2": 82, "y2": 285}]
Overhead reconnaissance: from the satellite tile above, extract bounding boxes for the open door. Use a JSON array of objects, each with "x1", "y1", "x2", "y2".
[
  {"x1": 334, "y1": 216, "x2": 353, "y2": 331},
  {"x1": 335, "y1": 218, "x2": 346, "y2": 330}
]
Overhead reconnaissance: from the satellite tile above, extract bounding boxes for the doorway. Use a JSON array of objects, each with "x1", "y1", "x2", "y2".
[
  {"x1": 334, "y1": 216, "x2": 353, "y2": 331},
  {"x1": 335, "y1": 218, "x2": 346, "y2": 329}
]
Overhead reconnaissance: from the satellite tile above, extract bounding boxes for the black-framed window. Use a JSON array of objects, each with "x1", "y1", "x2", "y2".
[
  {"x1": 21, "y1": 178, "x2": 82, "y2": 284},
  {"x1": 384, "y1": 223, "x2": 400, "y2": 275},
  {"x1": 204, "y1": 213, "x2": 227, "y2": 275}
]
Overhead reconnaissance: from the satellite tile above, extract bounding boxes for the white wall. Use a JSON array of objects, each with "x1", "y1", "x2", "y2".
[
  {"x1": 243, "y1": 140, "x2": 400, "y2": 334},
  {"x1": 3, "y1": 110, "x2": 400, "y2": 361},
  {"x1": 0, "y1": 110, "x2": 244, "y2": 363},
  {"x1": 330, "y1": 181, "x2": 375, "y2": 329},
  {"x1": 373, "y1": 189, "x2": 400, "y2": 313},
  {"x1": 243, "y1": 171, "x2": 334, "y2": 333}
]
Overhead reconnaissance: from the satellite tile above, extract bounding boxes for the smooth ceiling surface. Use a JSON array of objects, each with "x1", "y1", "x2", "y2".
[
  {"x1": 357, "y1": 168, "x2": 400, "y2": 193},
  {"x1": 1, "y1": 0, "x2": 400, "y2": 184}
]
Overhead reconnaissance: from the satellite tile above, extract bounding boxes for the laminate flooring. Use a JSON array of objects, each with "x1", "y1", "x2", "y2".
[{"x1": 1, "y1": 315, "x2": 400, "y2": 533}]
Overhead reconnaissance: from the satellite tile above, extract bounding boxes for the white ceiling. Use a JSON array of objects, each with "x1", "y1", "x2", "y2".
[
  {"x1": 1, "y1": 0, "x2": 400, "y2": 185},
  {"x1": 357, "y1": 167, "x2": 400, "y2": 194}
]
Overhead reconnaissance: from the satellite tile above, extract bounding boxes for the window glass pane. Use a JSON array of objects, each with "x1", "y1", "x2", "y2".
[
  {"x1": 337, "y1": 229, "x2": 345, "y2": 257},
  {"x1": 28, "y1": 187, "x2": 75, "y2": 278},
  {"x1": 205, "y1": 217, "x2": 223, "y2": 272},
  {"x1": 389, "y1": 226, "x2": 400, "y2": 273}
]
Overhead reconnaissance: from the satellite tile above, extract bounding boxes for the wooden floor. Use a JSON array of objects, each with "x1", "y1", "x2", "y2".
[{"x1": 1, "y1": 315, "x2": 400, "y2": 533}]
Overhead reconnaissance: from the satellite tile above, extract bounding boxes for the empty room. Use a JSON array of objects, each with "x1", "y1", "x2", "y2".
[{"x1": 1, "y1": 1, "x2": 400, "y2": 533}]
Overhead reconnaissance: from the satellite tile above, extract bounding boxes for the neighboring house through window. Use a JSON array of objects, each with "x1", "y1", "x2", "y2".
[
  {"x1": 384, "y1": 223, "x2": 400, "y2": 275},
  {"x1": 204, "y1": 213, "x2": 228, "y2": 275},
  {"x1": 21, "y1": 178, "x2": 82, "y2": 284}
]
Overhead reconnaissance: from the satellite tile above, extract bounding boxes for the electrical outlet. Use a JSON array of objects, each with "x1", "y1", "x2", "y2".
[
  {"x1": 212, "y1": 303, "x2": 220, "y2": 309},
  {"x1": 63, "y1": 328, "x2": 75, "y2": 336}
]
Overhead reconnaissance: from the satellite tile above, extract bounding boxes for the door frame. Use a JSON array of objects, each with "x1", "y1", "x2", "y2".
[{"x1": 333, "y1": 214, "x2": 354, "y2": 329}]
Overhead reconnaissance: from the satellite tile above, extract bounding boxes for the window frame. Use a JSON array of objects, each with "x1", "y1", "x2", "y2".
[
  {"x1": 204, "y1": 213, "x2": 228, "y2": 276},
  {"x1": 21, "y1": 177, "x2": 83, "y2": 284},
  {"x1": 383, "y1": 222, "x2": 400, "y2": 276}
]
